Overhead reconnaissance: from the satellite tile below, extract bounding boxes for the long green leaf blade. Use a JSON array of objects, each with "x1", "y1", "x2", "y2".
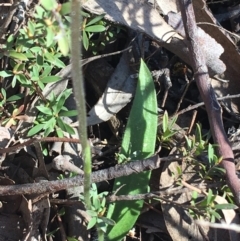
[{"x1": 106, "y1": 59, "x2": 158, "y2": 241}]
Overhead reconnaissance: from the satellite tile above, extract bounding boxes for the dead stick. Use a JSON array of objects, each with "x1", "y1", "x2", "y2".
[
  {"x1": 179, "y1": 0, "x2": 240, "y2": 205},
  {"x1": 0, "y1": 155, "x2": 180, "y2": 196}
]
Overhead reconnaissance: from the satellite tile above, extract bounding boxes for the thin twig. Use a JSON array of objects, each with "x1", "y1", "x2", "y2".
[
  {"x1": 0, "y1": 155, "x2": 180, "y2": 196},
  {"x1": 175, "y1": 93, "x2": 240, "y2": 116}
]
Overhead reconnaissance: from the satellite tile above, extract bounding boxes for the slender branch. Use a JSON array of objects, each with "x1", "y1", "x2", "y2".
[
  {"x1": 179, "y1": 0, "x2": 240, "y2": 205},
  {"x1": 0, "y1": 155, "x2": 180, "y2": 196},
  {"x1": 175, "y1": 93, "x2": 240, "y2": 117},
  {"x1": 70, "y1": 0, "x2": 91, "y2": 209}
]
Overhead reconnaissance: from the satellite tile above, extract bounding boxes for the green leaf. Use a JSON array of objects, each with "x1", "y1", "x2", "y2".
[
  {"x1": 16, "y1": 74, "x2": 31, "y2": 85},
  {"x1": 59, "y1": 110, "x2": 78, "y2": 117},
  {"x1": 30, "y1": 47, "x2": 42, "y2": 53},
  {"x1": 52, "y1": 56, "x2": 66, "y2": 68},
  {"x1": 46, "y1": 27, "x2": 55, "y2": 47},
  {"x1": 215, "y1": 203, "x2": 238, "y2": 210},
  {"x1": 28, "y1": 21, "x2": 35, "y2": 36},
  {"x1": 36, "y1": 106, "x2": 53, "y2": 115},
  {"x1": 56, "y1": 94, "x2": 67, "y2": 113},
  {"x1": 56, "y1": 128, "x2": 64, "y2": 137},
  {"x1": 82, "y1": 30, "x2": 89, "y2": 50},
  {"x1": 210, "y1": 210, "x2": 221, "y2": 222},
  {"x1": 86, "y1": 210, "x2": 98, "y2": 217},
  {"x1": 57, "y1": 33, "x2": 69, "y2": 56},
  {"x1": 40, "y1": 0, "x2": 58, "y2": 10},
  {"x1": 35, "y1": 5, "x2": 45, "y2": 19},
  {"x1": 206, "y1": 189, "x2": 213, "y2": 206},
  {"x1": 37, "y1": 54, "x2": 44, "y2": 66},
  {"x1": 40, "y1": 76, "x2": 61, "y2": 83},
  {"x1": 100, "y1": 216, "x2": 115, "y2": 226},
  {"x1": 44, "y1": 117, "x2": 56, "y2": 136},
  {"x1": 8, "y1": 50, "x2": 28, "y2": 61},
  {"x1": 60, "y1": 2, "x2": 71, "y2": 15},
  {"x1": 86, "y1": 14, "x2": 105, "y2": 26},
  {"x1": 41, "y1": 65, "x2": 52, "y2": 78},
  {"x1": 192, "y1": 191, "x2": 198, "y2": 200},
  {"x1": 208, "y1": 143, "x2": 214, "y2": 164},
  {"x1": 0, "y1": 70, "x2": 12, "y2": 78},
  {"x1": 87, "y1": 217, "x2": 97, "y2": 229},
  {"x1": 106, "y1": 59, "x2": 158, "y2": 241},
  {"x1": 12, "y1": 75, "x2": 17, "y2": 88},
  {"x1": 28, "y1": 123, "x2": 45, "y2": 136},
  {"x1": 85, "y1": 25, "x2": 106, "y2": 32},
  {"x1": 7, "y1": 94, "x2": 24, "y2": 101},
  {"x1": 56, "y1": 117, "x2": 75, "y2": 135}
]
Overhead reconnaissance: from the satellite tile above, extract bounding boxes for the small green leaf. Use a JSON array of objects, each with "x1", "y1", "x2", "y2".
[
  {"x1": 41, "y1": 65, "x2": 52, "y2": 78},
  {"x1": 56, "y1": 94, "x2": 67, "y2": 113},
  {"x1": 60, "y1": 2, "x2": 71, "y2": 15},
  {"x1": 28, "y1": 123, "x2": 45, "y2": 136},
  {"x1": 192, "y1": 191, "x2": 198, "y2": 200},
  {"x1": 57, "y1": 34, "x2": 69, "y2": 56},
  {"x1": 87, "y1": 217, "x2": 97, "y2": 229},
  {"x1": 36, "y1": 106, "x2": 53, "y2": 115},
  {"x1": 59, "y1": 110, "x2": 78, "y2": 117},
  {"x1": 81, "y1": 11, "x2": 91, "y2": 18},
  {"x1": 206, "y1": 189, "x2": 213, "y2": 206},
  {"x1": 46, "y1": 27, "x2": 55, "y2": 47},
  {"x1": 40, "y1": 0, "x2": 58, "y2": 10},
  {"x1": 0, "y1": 70, "x2": 12, "y2": 78},
  {"x1": 82, "y1": 30, "x2": 89, "y2": 50},
  {"x1": 37, "y1": 54, "x2": 44, "y2": 66},
  {"x1": 28, "y1": 21, "x2": 35, "y2": 36},
  {"x1": 56, "y1": 128, "x2": 64, "y2": 137},
  {"x1": 208, "y1": 143, "x2": 214, "y2": 163},
  {"x1": 52, "y1": 56, "x2": 66, "y2": 68},
  {"x1": 44, "y1": 117, "x2": 56, "y2": 136},
  {"x1": 215, "y1": 203, "x2": 238, "y2": 210},
  {"x1": 100, "y1": 217, "x2": 115, "y2": 226},
  {"x1": 8, "y1": 50, "x2": 28, "y2": 61},
  {"x1": 35, "y1": 5, "x2": 45, "y2": 19},
  {"x1": 12, "y1": 75, "x2": 17, "y2": 88},
  {"x1": 40, "y1": 76, "x2": 61, "y2": 83},
  {"x1": 86, "y1": 210, "x2": 98, "y2": 217},
  {"x1": 86, "y1": 14, "x2": 105, "y2": 26},
  {"x1": 1, "y1": 88, "x2": 6, "y2": 100},
  {"x1": 56, "y1": 117, "x2": 75, "y2": 135},
  {"x1": 210, "y1": 210, "x2": 221, "y2": 222},
  {"x1": 85, "y1": 25, "x2": 106, "y2": 32},
  {"x1": 30, "y1": 46, "x2": 42, "y2": 53},
  {"x1": 16, "y1": 74, "x2": 31, "y2": 85}
]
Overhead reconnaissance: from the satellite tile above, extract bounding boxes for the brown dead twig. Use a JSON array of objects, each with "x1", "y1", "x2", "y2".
[
  {"x1": 0, "y1": 155, "x2": 180, "y2": 196},
  {"x1": 179, "y1": 0, "x2": 240, "y2": 205}
]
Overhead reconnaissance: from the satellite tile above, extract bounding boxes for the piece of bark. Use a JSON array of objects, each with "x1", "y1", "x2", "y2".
[{"x1": 82, "y1": 0, "x2": 224, "y2": 76}]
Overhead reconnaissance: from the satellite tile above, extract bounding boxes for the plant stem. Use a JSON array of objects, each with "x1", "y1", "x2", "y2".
[{"x1": 70, "y1": 0, "x2": 92, "y2": 210}]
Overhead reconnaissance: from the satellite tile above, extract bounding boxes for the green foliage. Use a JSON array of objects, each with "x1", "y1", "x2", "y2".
[
  {"x1": 106, "y1": 59, "x2": 158, "y2": 241},
  {"x1": 190, "y1": 189, "x2": 237, "y2": 222},
  {"x1": 28, "y1": 89, "x2": 77, "y2": 137},
  {"x1": 82, "y1": 14, "x2": 106, "y2": 50},
  {"x1": 158, "y1": 111, "x2": 179, "y2": 149},
  {"x1": 182, "y1": 124, "x2": 225, "y2": 180},
  {"x1": 87, "y1": 183, "x2": 115, "y2": 233},
  {"x1": 0, "y1": 3, "x2": 70, "y2": 92}
]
